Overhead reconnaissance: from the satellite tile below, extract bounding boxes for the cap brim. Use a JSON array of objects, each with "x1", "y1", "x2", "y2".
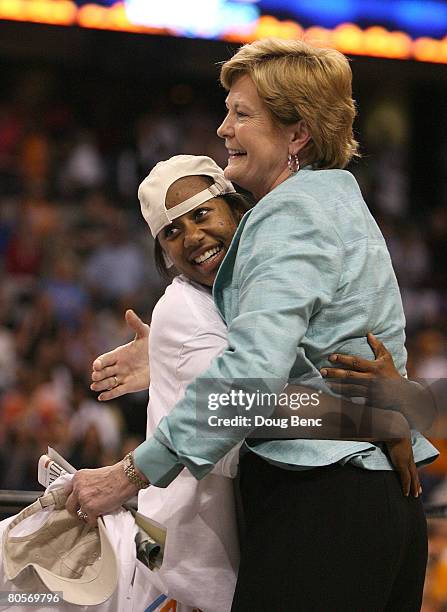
[{"x1": 30, "y1": 518, "x2": 118, "y2": 606}]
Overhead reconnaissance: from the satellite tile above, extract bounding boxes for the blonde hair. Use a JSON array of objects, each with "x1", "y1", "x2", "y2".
[{"x1": 220, "y1": 38, "x2": 359, "y2": 169}]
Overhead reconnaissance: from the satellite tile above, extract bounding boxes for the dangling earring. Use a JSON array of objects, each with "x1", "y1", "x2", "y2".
[{"x1": 287, "y1": 153, "x2": 300, "y2": 174}]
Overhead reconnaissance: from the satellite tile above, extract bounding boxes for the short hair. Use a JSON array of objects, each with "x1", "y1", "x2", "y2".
[
  {"x1": 220, "y1": 38, "x2": 359, "y2": 169},
  {"x1": 154, "y1": 192, "x2": 252, "y2": 279}
]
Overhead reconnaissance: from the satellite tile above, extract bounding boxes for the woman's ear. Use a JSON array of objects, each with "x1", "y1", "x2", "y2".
[{"x1": 289, "y1": 119, "x2": 311, "y2": 156}]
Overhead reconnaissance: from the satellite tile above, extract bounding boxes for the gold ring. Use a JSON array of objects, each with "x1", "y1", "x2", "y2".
[
  {"x1": 108, "y1": 376, "x2": 118, "y2": 391},
  {"x1": 77, "y1": 508, "x2": 88, "y2": 521}
]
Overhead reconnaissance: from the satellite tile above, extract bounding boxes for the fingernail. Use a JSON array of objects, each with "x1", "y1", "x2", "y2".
[
  {"x1": 328, "y1": 354, "x2": 337, "y2": 362},
  {"x1": 321, "y1": 368, "x2": 328, "y2": 377}
]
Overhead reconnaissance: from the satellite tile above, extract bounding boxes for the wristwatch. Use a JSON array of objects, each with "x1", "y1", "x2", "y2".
[{"x1": 123, "y1": 452, "x2": 149, "y2": 490}]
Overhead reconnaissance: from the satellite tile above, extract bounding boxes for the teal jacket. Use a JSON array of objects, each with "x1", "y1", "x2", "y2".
[{"x1": 135, "y1": 168, "x2": 437, "y2": 486}]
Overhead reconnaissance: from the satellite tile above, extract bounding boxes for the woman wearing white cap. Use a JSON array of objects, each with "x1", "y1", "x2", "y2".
[
  {"x1": 117, "y1": 155, "x2": 248, "y2": 612},
  {"x1": 68, "y1": 39, "x2": 438, "y2": 611},
  {"x1": 0, "y1": 156, "x2": 248, "y2": 612}
]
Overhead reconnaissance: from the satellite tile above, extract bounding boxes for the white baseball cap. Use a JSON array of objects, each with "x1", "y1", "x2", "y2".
[
  {"x1": 138, "y1": 154, "x2": 236, "y2": 238},
  {"x1": 3, "y1": 487, "x2": 118, "y2": 605}
]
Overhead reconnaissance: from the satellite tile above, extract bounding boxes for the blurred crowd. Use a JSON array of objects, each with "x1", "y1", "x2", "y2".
[{"x1": 0, "y1": 67, "x2": 446, "y2": 609}]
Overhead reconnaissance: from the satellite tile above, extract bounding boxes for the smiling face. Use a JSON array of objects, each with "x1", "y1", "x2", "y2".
[
  {"x1": 217, "y1": 74, "x2": 298, "y2": 201},
  {"x1": 157, "y1": 175, "x2": 244, "y2": 287}
]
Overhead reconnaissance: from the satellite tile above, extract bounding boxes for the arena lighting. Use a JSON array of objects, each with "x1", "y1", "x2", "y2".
[
  {"x1": 262, "y1": 0, "x2": 447, "y2": 38},
  {"x1": 125, "y1": 0, "x2": 259, "y2": 38},
  {"x1": 0, "y1": 0, "x2": 446, "y2": 64}
]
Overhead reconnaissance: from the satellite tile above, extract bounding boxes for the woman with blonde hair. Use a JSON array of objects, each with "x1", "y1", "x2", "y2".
[{"x1": 68, "y1": 39, "x2": 437, "y2": 610}]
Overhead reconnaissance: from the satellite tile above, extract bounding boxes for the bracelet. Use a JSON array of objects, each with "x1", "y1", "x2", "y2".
[{"x1": 122, "y1": 452, "x2": 149, "y2": 490}]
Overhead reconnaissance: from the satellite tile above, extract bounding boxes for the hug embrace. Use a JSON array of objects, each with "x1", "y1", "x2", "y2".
[
  {"x1": 42, "y1": 38, "x2": 440, "y2": 611},
  {"x1": 86, "y1": 40, "x2": 437, "y2": 612}
]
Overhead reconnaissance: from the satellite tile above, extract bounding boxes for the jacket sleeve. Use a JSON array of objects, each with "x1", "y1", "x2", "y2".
[{"x1": 134, "y1": 194, "x2": 343, "y2": 486}]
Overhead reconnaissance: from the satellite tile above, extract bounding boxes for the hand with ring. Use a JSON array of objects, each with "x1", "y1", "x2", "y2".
[
  {"x1": 65, "y1": 462, "x2": 143, "y2": 527},
  {"x1": 90, "y1": 309, "x2": 150, "y2": 401},
  {"x1": 108, "y1": 376, "x2": 119, "y2": 391}
]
